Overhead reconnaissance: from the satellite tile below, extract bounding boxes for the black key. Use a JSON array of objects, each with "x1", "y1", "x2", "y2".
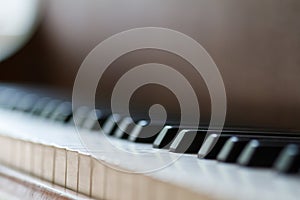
[
  {"x1": 71, "y1": 106, "x2": 90, "y2": 127},
  {"x1": 199, "y1": 130, "x2": 300, "y2": 160},
  {"x1": 198, "y1": 133, "x2": 230, "y2": 159},
  {"x1": 169, "y1": 130, "x2": 207, "y2": 154},
  {"x1": 157, "y1": 126, "x2": 300, "y2": 151},
  {"x1": 237, "y1": 140, "x2": 293, "y2": 167},
  {"x1": 217, "y1": 135, "x2": 300, "y2": 163},
  {"x1": 153, "y1": 126, "x2": 178, "y2": 149},
  {"x1": 217, "y1": 136, "x2": 250, "y2": 163},
  {"x1": 30, "y1": 97, "x2": 51, "y2": 116},
  {"x1": 113, "y1": 117, "x2": 135, "y2": 139},
  {"x1": 153, "y1": 125, "x2": 199, "y2": 149},
  {"x1": 81, "y1": 109, "x2": 107, "y2": 130},
  {"x1": 40, "y1": 99, "x2": 62, "y2": 118},
  {"x1": 14, "y1": 94, "x2": 38, "y2": 112},
  {"x1": 101, "y1": 114, "x2": 122, "y2": 135},
  {"x1": 51, "y1": 102, "x2": 73, "y2": 123},
  {"x1": 216, "y1": 129, "x2": 300, "y2": 138},
  {"x1": 5, "y1": 91, "x2": 26, "y2": 110},
  {"x1": 0, "y1": 89, "x2": 17, "y2": 108},
  {"x1": 128, "y1": 120, "x2": 164, "y2": 143},
  {"x1": 95, "y1": 110, "x2": 108, "y2": 128},
  {"x1": 274, "y1": 144, "x2": 300, "y2": 174},
  {"x1": 198, "y1": 133, "x2": 276, "y2": 160}
]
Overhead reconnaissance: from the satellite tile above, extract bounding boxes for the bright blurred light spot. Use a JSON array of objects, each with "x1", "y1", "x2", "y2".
[{"x1": 0, "y1": 0, "x2": 41, "y2": 62}]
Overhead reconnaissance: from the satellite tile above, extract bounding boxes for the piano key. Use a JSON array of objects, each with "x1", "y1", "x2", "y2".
[
  {"x1": 71, "y1": 106, "x2": 91, "y2": 127},
  {"x1": 156, "y1": 126, "x2": 298, "y2": 153},
  {"x1": 101, "y1": 114, "x2": 122, "y2": 135},
  {"x1": 14, "y1": 94, "x2": 38, "y2": 112},
  {"x1": 5, "y1": 91, "x2": 26, "y2": 110},
  {"x1": 32, "y1": 143, "x2": 44, "y2": 178},
  {"x1": 128, "y1": 120, "x2": 164, "y2": 143},
  {"x1": 274, "y1": 144, "x2": 300, "y2": 174},
  {"x1": 217, "y1": 136, "x2": 250, "y2": 163},
  {"x1": 54, "y1": 147, "x2": 67, "y2": 187},
  {"x1": 0, "y1": 135, "x2": 13, "y2": 165},
  {"x1": 217, "y1": 134, "x2": 300, "y2": 163},
  {"x1": 198, "y1": 133, "x2": 231, "y2": 159},
  {"x1": 217, "y1": 129, "x2": 300, "y2": 138},
  {"x1": 169, "y1": 126, "x2": 227, "y2": 154},
  {"x1": 197, "y1": 133, "x2": 277, "y2": 160},
  {"x1": 50, "y1": 101, "x2": 73, "y2": 123},
  {"x1": 153, "y1": 125, "x2": 178, "y2": 149},
  {"x1": 66, "y1": 150, "x2": 79, "y2": 192},
  {"x1": 42, "y1": 145, "x2": 55, "y2": 182},
  {"x1": 113, "y1": 117, "x2": 135, "y2": 139},
  {"x1": 81, "y1": 109, "x2": 107, "y2": 130},
  {"x1": 114, "y1": 168, "x2": 136, "y2": 200},
  {"x1": 78, "y1": 153, "x2": 92, "y2": 196},
  {"x1": 153, "y1": 125, "x2": 199, "y2": 149},
  {"x1": 169, "y1": 130, "x2": 207, "y2": 153},
  {"x1": 21, "y1": 140, "x2": 33, "y2": 173},
  {"x1": 199, "y1": 129, "x2": 300, "y2": 160},
  {"x1": 237, "y1": 140, "x2": 293, "y2": 167},
  {"x1": 91, "y1": 158, "x2": 105, "y2": 199},
  {"x1": 40, "y1": 99, "x2": 62, "y2": 118},
  {"x1": 30, "y1": 97, "x2": 51, "y2": 116},
  {"x1": 105, "y1": 165, "x2": 120, "y2": 200},
  {"x1": 1, "y1": 98, "x2": 300, "y2": 199},
  {"x1": 0, "y1": 88, "x2": 17, "y2": 108},
  {"x1": 4, "y1": 84, "x2": 300, "y2": 199},
  {"x1": 11, "y1": 139, "x2": 22, "y2": 169}
]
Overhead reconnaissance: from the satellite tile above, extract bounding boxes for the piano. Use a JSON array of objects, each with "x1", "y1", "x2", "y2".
[{"x1": 0, "y1": 0, "x2": 300, "y2": 200}]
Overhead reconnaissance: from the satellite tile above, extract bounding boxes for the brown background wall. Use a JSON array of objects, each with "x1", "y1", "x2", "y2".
[{"x1": 1, "y1": 0, "x2": 300, "y2": 130}]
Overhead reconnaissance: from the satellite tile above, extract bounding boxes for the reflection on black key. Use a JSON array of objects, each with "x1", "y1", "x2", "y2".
[
  {"x1": 217, "y1": 137, "x2": 250, "y2": 163},
  {"x1": 30, "y1": 97, "x2": 51, "y2": 116},
  {"x1": 201, "y1": 131, "x2": 300, "y2": 161},
  {"x1": 71, "y1": 106, "x2": 90, "y2": 127},
  {"x1": 0, "y1": 89, "x2": 17, "y2": 108},
  {"x1": 82, "y1": 109, "x2": 106, "y2": 130},
  {"x1": 14, "y1": 94, "x2": 38, "y2": 112},
  {"x1": 153, "y1": 125, "x2": 199, "y2": 149},
  {"x1": 170, "y1": 130, "x2": 207, "y2": 154},
  {"x1": 40, "y1": 99, "x2": 62, "y2": 118},
  {"x1": 101, "y1": 114, "x2": 122, "y2": 135},
  {"x1": 218, "y1": 129, "x2": 300, "y2": 138},
  {"x1": 198, "y1": 133, "x2": 229, "y2": 159},
  {"x1": 274, "y1": 144, "x2": 300, "y2": 174},
  {"x1": 237, "y1": 140, "x2": 290, "y2": 167},
  {"x1": 95, "y1": 110, "x2": 108, "y2": 128},
  {"x1": 51, "y1": 102, "x2": 73, "y2": 123},
  {"x1": 197, "y1": 132, "x2": 280, "y2": 160},
  {"x1": 128, "y1": 120, "x2": 164, "y2": 143},
  {"x1": 113, "y1": 117, "x2": 135, "y2": 139},
  {"x1": 153, "y1": 126, "x2": 179, "y2": 149},
  {"x1": 6, "y1": 92, "x2": 25, "y2": 110}
]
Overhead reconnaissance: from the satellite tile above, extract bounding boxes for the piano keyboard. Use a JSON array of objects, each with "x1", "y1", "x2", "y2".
[{"x1": 0, "y1": 84, "x2": 300, "y2": 200}]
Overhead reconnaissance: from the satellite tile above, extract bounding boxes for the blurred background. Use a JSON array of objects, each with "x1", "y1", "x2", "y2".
[{"x1": 1, "y1": 0, "x2": 300, "y2": 129}]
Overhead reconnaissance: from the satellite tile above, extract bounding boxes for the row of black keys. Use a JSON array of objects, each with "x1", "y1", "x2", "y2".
[{"x1": 0, "y1": 87, "x2": 300, "y2": 175}]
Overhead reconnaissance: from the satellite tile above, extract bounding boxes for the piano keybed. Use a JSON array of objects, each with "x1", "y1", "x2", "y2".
[{"x1": 0, "y1": 84, "x2": 299, "y2": 200}]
